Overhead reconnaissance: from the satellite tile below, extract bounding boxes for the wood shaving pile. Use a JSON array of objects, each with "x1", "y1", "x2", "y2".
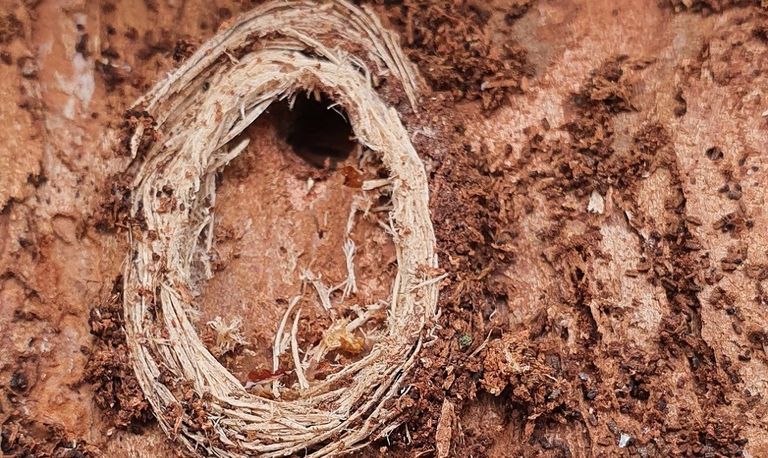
[{"x1": 121, "y1": 1, "x2": 438, "y2": 456}]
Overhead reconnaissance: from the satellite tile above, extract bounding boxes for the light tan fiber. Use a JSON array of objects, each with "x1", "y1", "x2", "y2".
[{"x1": 121, "y1": 1, "x2": 438, "y2": 456}]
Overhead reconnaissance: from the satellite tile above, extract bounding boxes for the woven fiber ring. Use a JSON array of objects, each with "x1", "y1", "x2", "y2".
[{"x1": 121, "y1": 1, "x2": 439, "y2": 456}]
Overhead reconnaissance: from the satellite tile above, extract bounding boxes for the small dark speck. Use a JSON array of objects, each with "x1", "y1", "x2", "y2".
[
  {"x1": 706, "y1": 147, "x2": 724, "y2": 161},
  {"x1": 10, "y1": 371, "x2": 28, "y2": 391}
]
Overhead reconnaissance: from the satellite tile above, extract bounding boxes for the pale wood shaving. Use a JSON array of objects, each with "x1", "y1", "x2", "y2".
[{"x1": 121, "y1": 1, "x2": 438, "y2": 456}]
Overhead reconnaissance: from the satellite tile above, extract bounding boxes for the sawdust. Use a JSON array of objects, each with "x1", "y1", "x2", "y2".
[
  {"x1": 376, "y1": 0, "x2": 535, "y2": 111},
  {"x1": 84, "y1": 278, "x2": 154, "y2": 430},
  {"x1": 666, "y1": 0, "x2": 767, "y2": 13},
  {"x1": 2, "y1": 0, "x2": 768, "y2": 457}
]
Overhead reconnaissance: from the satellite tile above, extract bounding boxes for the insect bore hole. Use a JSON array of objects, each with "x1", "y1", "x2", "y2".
[{"x1": 276, "y1": 91, "x2": 356, "y2": 169}]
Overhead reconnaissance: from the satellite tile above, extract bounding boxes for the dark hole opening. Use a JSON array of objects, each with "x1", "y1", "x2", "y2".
[{"x1": 271, "y1": 92, "x2": 356, "y2": 169}]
